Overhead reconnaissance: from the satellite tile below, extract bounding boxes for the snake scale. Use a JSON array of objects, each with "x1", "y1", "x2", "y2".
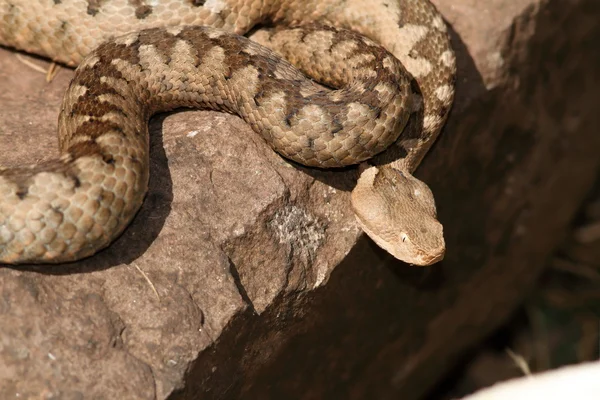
[{"x1": 0, "y1": 0, "x2": 456, "y2": 265}]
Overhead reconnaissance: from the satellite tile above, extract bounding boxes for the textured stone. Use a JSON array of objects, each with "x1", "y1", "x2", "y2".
[
  {"x1": 0, "y1": 44, "x2": 359, "y2": 398},
  {"x1": 1, "y1": 0, "x2": 599, "y2": 399}
]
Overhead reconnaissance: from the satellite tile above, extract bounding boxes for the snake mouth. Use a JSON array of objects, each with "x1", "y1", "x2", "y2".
[
  {"x1": 411, "y1": 248, "x2": 445, "y2": 266},
  {"x1": 390, "y1": 241, "x2": 445, "y2": 266},
  {"x1": 356, "y1": 219, "x2": 445, "y2": 266},
  {"x1": 409, "y1": 229, "x2": 446, "y2": 266}
]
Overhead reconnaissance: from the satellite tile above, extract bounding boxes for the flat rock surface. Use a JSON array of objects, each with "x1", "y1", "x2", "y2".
[{"x1": 1, "y1": 0, "x2": 600, "y2": 399}]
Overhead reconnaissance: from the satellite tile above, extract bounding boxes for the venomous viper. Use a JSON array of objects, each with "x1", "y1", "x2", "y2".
[{"x1": 0, "y1": 0, "x2": 456, "y2": 265}]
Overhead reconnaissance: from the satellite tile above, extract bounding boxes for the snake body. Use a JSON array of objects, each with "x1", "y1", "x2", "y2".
[{"x1": 0, "y1": 0, "x2": 456, "y2": 265}]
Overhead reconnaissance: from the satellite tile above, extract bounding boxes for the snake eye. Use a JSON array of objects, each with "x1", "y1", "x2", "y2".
[{"x1": 401, "y1": 233, "x2": 408, "y2": 243}]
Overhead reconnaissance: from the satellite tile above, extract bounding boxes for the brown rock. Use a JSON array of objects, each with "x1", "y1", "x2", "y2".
[
  {"x1": 1, "y1": 0, "x2": 599, "y2": 399},
  {"x1": 0, "y1": 41, "x2": 358, "y2": 398}
]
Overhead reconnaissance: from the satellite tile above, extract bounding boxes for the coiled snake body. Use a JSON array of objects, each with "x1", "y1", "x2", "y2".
[{"x1": 0, "y1": 0, "x2": 455, "y2": 265}]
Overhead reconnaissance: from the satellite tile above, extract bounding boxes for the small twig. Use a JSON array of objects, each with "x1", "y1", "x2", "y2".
[
  {"x1": 14, "y1": 54, "x2": 61, "y2": 82},
  {"x1": 131, "y1": 262, "x2": 160, "y2": 301},
  {"x1": 506, "y1": 348, "x2": 532, "y2": 376},
  {"x1": 45, "y1": 62, "x2": 60, "y2": 82},
  {"x1": 15, "y1": 53, "x2": 48, "y2": 73}
]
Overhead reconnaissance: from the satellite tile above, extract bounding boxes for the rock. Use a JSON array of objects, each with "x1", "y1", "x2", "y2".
[
  {"x1": 0, "y1": 41, "x2": 358, "y2": 398},
  {"x1": 1, "y1": 0, "x2": 600, "y2": 399}
]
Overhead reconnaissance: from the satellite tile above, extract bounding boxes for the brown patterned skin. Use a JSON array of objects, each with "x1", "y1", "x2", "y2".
[{"x1": 0, "y1": 0, "x2": 456, "y2": 265}]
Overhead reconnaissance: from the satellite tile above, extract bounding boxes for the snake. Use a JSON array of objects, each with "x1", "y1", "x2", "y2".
[{"x1": 0, "y1": 0, "x2": 456, "y2": 266}]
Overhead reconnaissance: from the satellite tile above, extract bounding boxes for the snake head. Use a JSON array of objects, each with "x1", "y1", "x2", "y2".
[{"x1": 351, "y1": 165, "x2": 445, "y2": 266}]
